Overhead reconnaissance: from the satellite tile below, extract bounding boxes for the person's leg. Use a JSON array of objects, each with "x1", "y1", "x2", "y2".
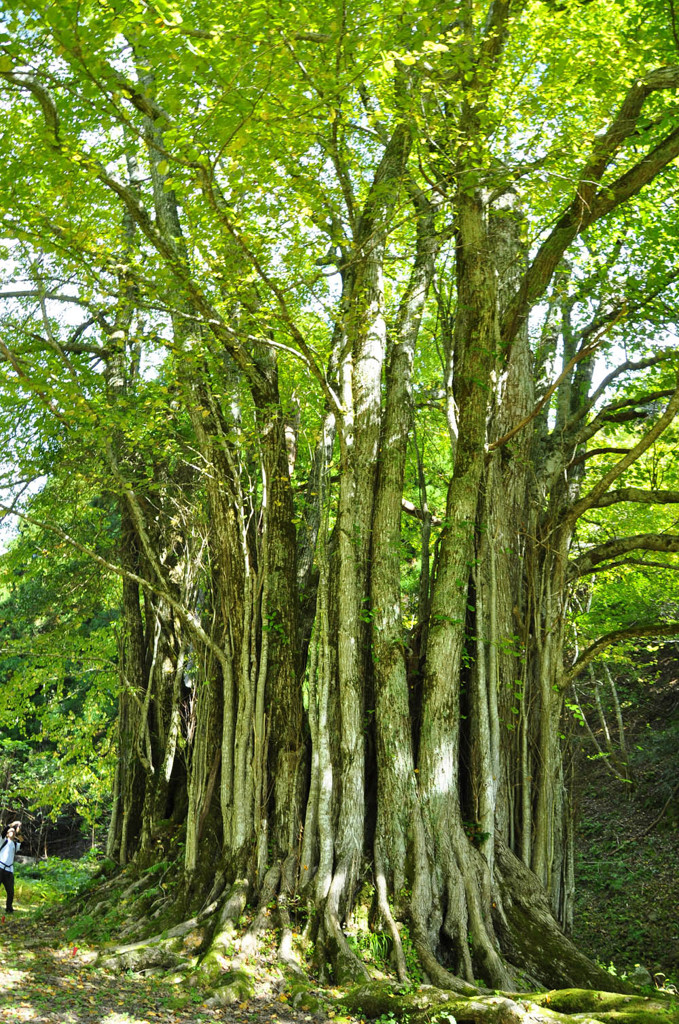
[{"x1": 1, "y1": 869, "x2": 14, "y2": 912}]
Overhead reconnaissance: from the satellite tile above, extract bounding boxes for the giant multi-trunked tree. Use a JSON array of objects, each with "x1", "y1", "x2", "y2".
[{"x1": 1, "y1": 0, "x2": 679, "y2": 994}]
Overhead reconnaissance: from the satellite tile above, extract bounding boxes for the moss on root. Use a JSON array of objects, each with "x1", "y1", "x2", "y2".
[
  {"x1": 340, "y1": 981, "x2": 679, "y2": 1024},
  {"x1": 339, "y1": 981, "x2": 527, "y2": 1024},
  {"x1": 529, "y1": 988, "x2": 679, "y2": 1024},
  {"x1": 203, "y1": 969, "x2": 256, "y2": 1008},
  {"x1": 98, "y1": 945, "x2": 190, "y2": 973},
  {"x1": 288, "y1": 982, "x2": 322, "y2": 1012}
]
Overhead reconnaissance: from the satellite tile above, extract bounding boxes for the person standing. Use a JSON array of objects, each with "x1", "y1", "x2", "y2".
[{"x1": 0, "y1": 820, "x2": 24, "y2": 914}]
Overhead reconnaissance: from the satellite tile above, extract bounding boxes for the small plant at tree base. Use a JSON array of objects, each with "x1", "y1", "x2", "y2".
[{"x1": 400, "y1": 926, "x2": 424, "y2": 986}]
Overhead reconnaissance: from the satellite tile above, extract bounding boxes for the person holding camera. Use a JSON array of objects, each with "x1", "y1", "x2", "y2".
[{"x1": 0, "y1": 820, "x2": 24, "y2": 914}]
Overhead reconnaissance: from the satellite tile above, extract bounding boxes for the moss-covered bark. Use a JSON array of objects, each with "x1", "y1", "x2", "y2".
[
  {"x1": 528, "y1": 989, "x2": 679, "y2": 1024},
  {"x1": 340, "y1": 981, "x2": 679, "y2": 1024}
]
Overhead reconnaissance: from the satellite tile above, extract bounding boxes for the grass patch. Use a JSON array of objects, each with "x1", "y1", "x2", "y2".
[{"x1": 14, "y1": 851, "x2": 101, "y2": 910}]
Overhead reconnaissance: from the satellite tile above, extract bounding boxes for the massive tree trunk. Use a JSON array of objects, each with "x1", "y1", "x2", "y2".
[
  {"x1": 413, "y1": 180, "x2": 514, "y2": 989},
  {"x1": 314, "y1": 123, "x2": 413, "y2": 979}
]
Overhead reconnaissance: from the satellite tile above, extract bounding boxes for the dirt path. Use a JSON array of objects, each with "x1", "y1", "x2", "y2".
[{"x1": 0, "y1": 909, "x2": 329, "y2": 1024}]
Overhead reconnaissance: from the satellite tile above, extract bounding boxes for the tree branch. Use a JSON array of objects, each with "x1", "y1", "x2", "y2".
[
  {"x1": 569, "y1": 533, "x2": 679, "y2": 578},
  {"x1": 594, "y1": 389, "x2": 677, "y2": 424},
  {"x1": 590, "y1": 487, "x2": 679, "y2": 510},
  {"x1": 0, "y1": 68, "x2": 61, "y2": 143},
  {"x1": 568, "y1": 446, "x2": 631, "y2": 467},
  {"x1": 564, "y1": 621, "x2": 679, "y2": 684},
  {"x1": 501, "y1": 66, "x2": 679, "y2": 347},
  {"x1": 567, "y1": 380, "x2": 679, "y2": 522},
  {"x1": 488, "y1": 313, "x2": 624, "y2": 451},
  {"x1": 0, "y1": 337, "x2": 70, "y2": 425},
  {"x1": 401, "y1": 498, "x2": 442, "y2": 526},
  {"x1": 615, "y1": 778, "x2": 679, "y2": 848},
  {"x1": 1, "y1": 66, "x2": 286, "y2": 401},
  {"x1": 575, "y1": 557, "x2": 679, "y2": 575},
  {"x1": 0, "y1": 501, "x2": 231, "y2": 673},
  {"x1": 566, "y1": 352, "x2": 679, "y2": 437}
]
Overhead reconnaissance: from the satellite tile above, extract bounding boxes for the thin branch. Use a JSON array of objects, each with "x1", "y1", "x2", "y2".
[
  {"x1": 576, "y1": 557, "x2": 679, "y2": 575},
  {"x1": 592, "y1": 487, "x2": 679, "y2": 509},
  {"x1": 192, "y1": 168, "x2": 343, "y2": 414},
  {"x1": 401, "y1": 498, "x2": 442, "y2": 526},
  {"x1": 566, "y1": 352, "x2": 679, "y2": 436},
  {"x1": 568, "y1": 446, "x2": 631, "y2": 467},
  {"x1": 570, "y1": 683, "x2": 631, "y2": 784},
  {"x1": 478, "y1": 0, "x2": 512, "y2": 73},
  {"x1": 0, "y1": 289, "x2": 90, "y2": 304},
  {"x1": 572, "y1": 386, "x2": 679, "y2": 450},
  {"x1": 1, "y1": 69, "x2": 281, "y2": 400},
  {"x1": 568, "y1": 380, "x2": 679, "y2": 522},
  {"x1": 0, "y1": 337, "x2": 70, "y2": 425},
  {"x1": 0, "y1": 68, "x2": 61, "y2": 142},
  {"x1": 488, "y1": 312, "x2": 624, "y2": 451},
  {"x1": 501, "y1": 66, "x2": 679, "y2": 348},
  {"x1": 564, "y1": 621, "x2": 679, "y2": 685},
  {"x1": 670, "y1": 0, "x2": 679, "y2": 53},
  {"x1": 0, "y1": 502, "x2": 230, "y2": 672},
  {"x1": 596, "y1": 389, "x2": 678, "y2": 424},
  {"x1": 569, "y1": 532, "x2": 679, "y2": 578},
  {"x1": 615, "y1": 778, "x2": 679, "y2": 849}
]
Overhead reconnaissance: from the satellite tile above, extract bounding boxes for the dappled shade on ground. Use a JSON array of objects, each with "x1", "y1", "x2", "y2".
[{"x1": 0, "y1": 911, "x2": 325, "y2": 1024}]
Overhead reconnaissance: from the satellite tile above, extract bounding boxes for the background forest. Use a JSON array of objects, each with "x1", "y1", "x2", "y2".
[{"x1": 0, "y1": 0, "x2": 679, "y2": 1007}]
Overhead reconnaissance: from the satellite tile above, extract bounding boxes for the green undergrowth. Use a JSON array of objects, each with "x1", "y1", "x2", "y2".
[
  {"x1": 572, "y1": 670, "x2": 679, "y2": 986},
  {"x1": 14, "y1": 850, "x2": 101, "y2": 909}
]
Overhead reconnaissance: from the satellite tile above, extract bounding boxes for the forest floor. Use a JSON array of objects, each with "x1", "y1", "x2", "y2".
[
  {"x1": 571, "y1": 658, "x2": 679, "y2": 984},
  {"x1": 2, "y1": 901, "x2": 679, "y2": 1024},
  {"x1": 0, "y1": 906, "x2": 330, "y2": 1024}
]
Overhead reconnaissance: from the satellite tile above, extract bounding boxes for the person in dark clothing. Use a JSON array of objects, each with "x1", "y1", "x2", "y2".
[{"x1": 0, "y1": 820, "x2": 24, "y2": 913}]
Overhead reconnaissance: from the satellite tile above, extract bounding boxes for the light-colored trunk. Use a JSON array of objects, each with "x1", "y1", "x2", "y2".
[{"x1": 371, "y1": 192, "x2": 439, "y2": 900}]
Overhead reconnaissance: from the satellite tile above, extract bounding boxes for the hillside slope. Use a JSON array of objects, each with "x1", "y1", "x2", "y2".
[{"x1": 572, "y1": 656, "x2": 679, "y2": 985}]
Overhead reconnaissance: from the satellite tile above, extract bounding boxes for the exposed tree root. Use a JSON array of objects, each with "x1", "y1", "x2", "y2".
[
  {"x1": 240, "y1": 862, "x2": 281, "y2": 957},
  {"x1": 195, "y1": 878, "x2": 250, "y2": 980},
  {"x1": 372, "y1": 844, "x2": 408, "y2": 984},
  {"x1": 217, "y1": 877, "x2": 250, "y2": 930},
  {"x1": 492, "y1": 841, "x2": 631, "y2": 994},
  {"x1": 409, "y1": 913, "x2": 479, "y2": 995},
  {"x1": 108, "y1": 896, "x2": 221, "y2": 955},
  {"x1": 529, "y1": 988, "x2": 678, "y2": 1020},
  {"x1": 80, "y1": 850, "x2": 641, "y2": 1013},
  {"x1": 277, "y1": 853, "x2": 305, "y2": 975},
  {"x1": 339, "y1": 981, "x2": 677, "y2": 1024},
  {"x1": 93, "y1": 875, "x2": 223, "y2": 974},
  {"x1": 99, "y1": 944, "x2": 190, "y2": 974},
  {"x1": 321, "y1": 859, "x2": 371, "y2": 984}
]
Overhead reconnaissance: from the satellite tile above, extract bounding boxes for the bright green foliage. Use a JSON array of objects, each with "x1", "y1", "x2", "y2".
[{"x1": 0, "y1": 478, "x2": 118, "y2": 821}]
